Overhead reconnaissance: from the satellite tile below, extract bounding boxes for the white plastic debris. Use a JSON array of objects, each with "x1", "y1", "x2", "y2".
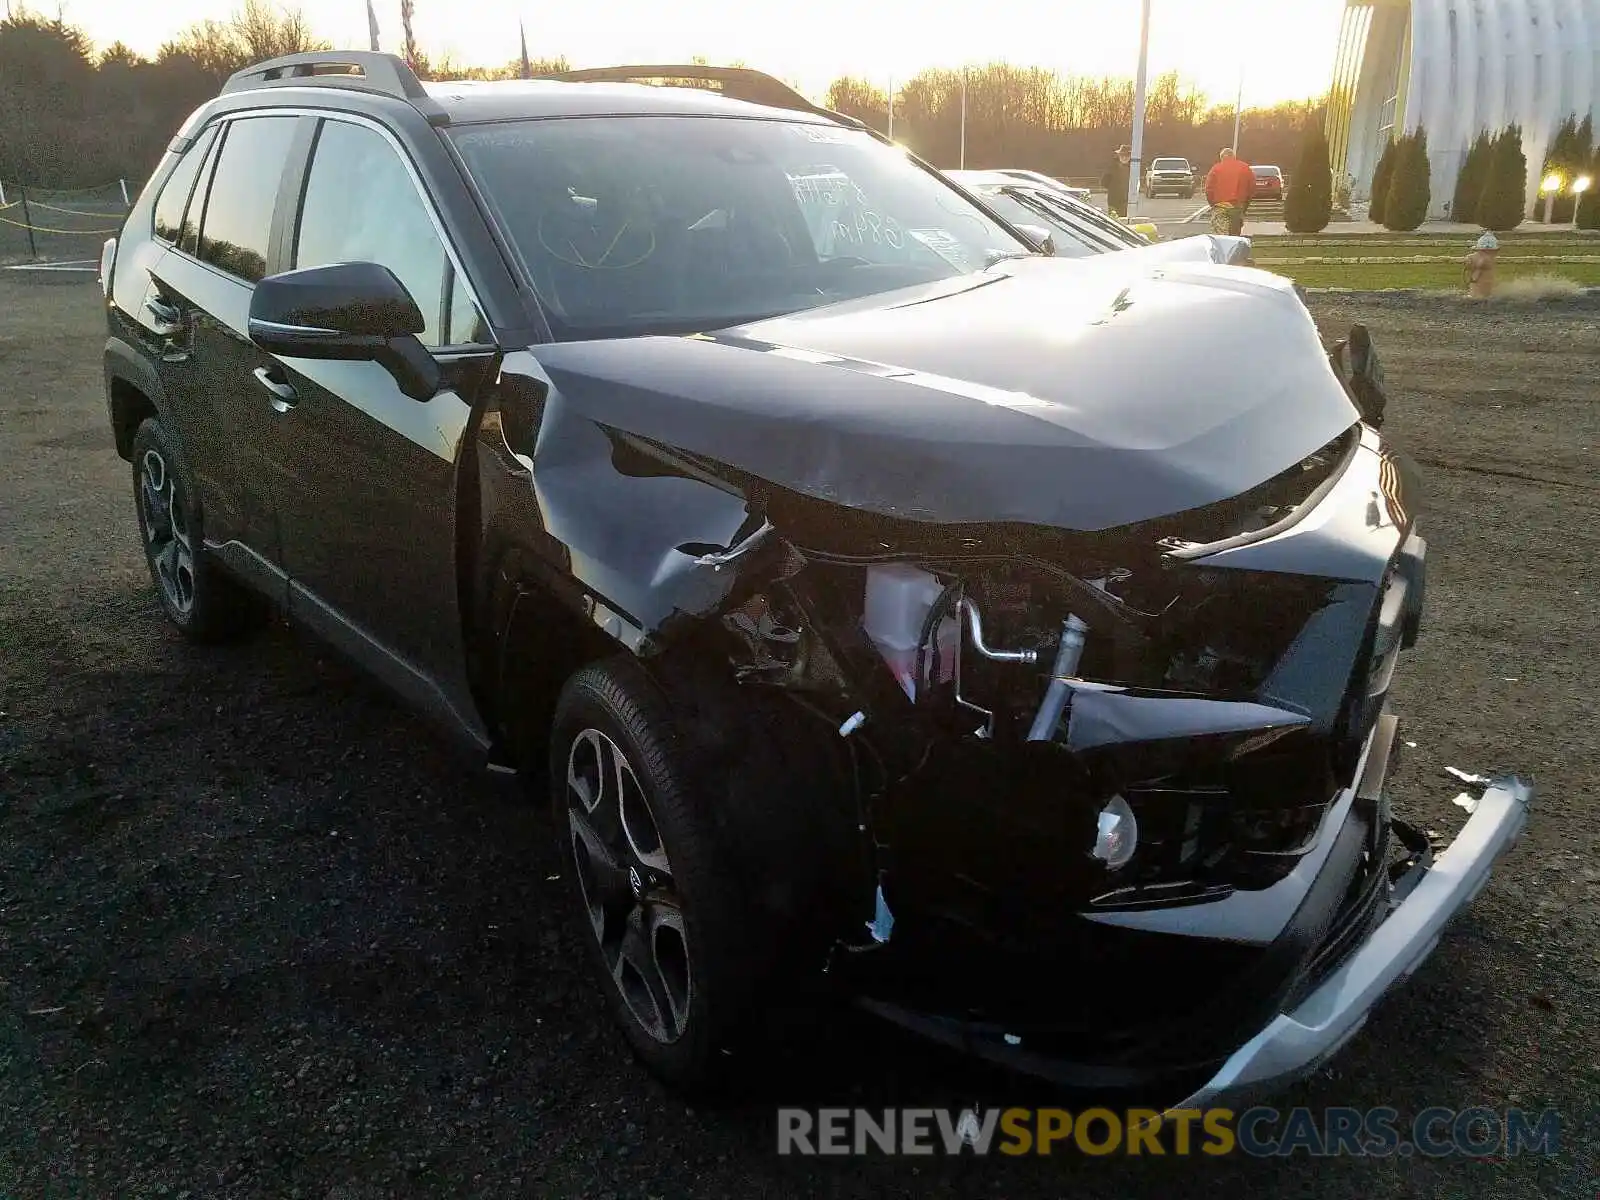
[
  {"x1": 1445, "y1": 766, "x2": 1492, "y2": 787},
  {"x1": 1453, "y1": 794, "x2": 1480, "y2": 814}
]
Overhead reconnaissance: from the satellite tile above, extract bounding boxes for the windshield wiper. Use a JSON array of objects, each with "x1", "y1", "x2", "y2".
[{"x1": 982, "y1": 248, "x2": 1036, "y2": 268}]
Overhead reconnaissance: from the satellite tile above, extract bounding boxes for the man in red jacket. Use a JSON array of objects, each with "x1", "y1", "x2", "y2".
[{"x1": 1205, "y1": 147, "x2": 1254, "y2": 235}]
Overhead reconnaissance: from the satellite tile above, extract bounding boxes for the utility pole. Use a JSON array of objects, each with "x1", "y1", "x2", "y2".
[
  {"x1": 1128, "y1": 0, "x2": 1151, "y2": 217},
  {"x1": 959, "y1": 66, "x2": 967, "y2": 169},
  {"x1": 1232, "y1": 66, "x2": 1244, "y2": 152},
  {"x1": 887, "y1": 74, "x2": 894, "y2": 140}
]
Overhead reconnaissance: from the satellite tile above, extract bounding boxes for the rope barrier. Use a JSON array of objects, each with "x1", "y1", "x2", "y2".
[
  {"x1": 0, "y1": 213, "x2": 120, "y2": 235},
  {"x1": 0, "y1": 180, "x2": 127, "y2": 198},
  {"x1": 27, "y1": 200, "x2": 128, "y2": 218}
]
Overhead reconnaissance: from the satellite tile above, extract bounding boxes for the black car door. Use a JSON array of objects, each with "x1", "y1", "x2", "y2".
[
  {"x1": 145, "y1": 112, "x2": 310, "y2": 599},
  {"x1": 257, "y1": 114, "x2": 498, "y2": 745}
]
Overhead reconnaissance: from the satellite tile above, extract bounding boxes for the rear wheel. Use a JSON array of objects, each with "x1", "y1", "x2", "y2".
[
  {"x1": 550, "y1": 657, "x2": 766, "y2": 1092},
  {"x1": 130, "y1": 417, "x2": 260, "y2": 642}
]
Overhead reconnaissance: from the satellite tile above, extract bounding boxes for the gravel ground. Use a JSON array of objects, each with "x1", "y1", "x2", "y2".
[{"x1": 2, "y1": 274, "x2": 1597, "y2": 1197}]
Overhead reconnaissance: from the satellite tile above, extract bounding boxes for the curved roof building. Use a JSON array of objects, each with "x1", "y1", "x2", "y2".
[{"x1": 1326, "y1": 0, "x2": 1600, "y2": 218}]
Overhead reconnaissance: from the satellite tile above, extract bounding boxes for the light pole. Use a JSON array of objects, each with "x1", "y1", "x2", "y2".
[
  {"x1": 1232, "y1": 66, "x2": 1244, "y2": 153},
  {"x1": 1540, "y1": 172, "x2": 1564, "y2": 224},
  {"x1": 1128, "y1": 0, "x2": 1152, "y2": 218},
  {"x1": 1573, "y1": 175, "x2": 1593, "y2": 228},
  {"x1": 887, "y1": 75, "x2": 894, "y2": 140}
]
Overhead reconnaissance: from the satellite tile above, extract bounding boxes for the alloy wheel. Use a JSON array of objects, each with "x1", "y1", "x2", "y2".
[
  {"x1": 566, "y1": 727, "x2": 693, "y2": 1043},
  {"x1": 139, "y1": 447, "x2": 195, "y2": 615}
]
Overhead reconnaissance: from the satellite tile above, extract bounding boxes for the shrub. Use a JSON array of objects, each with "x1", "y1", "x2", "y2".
[
  {"x1": 1451, "y1": 132, "x2": 1492, "y2": 225},
  {"x1": 1383, "y1": 128, "x2": 1431, "y2": 231},
  {"x1": 1578, "y1": 148, "x2": 1600, "y2": 231},
  {"x1": 1478, "y1": 126, "x2": 1529, "y2": 231},
  {"x1": 1367, "y1": 137, "x2": 1398, "y2": 225},
  {"x1": 1539, "y1": 114, "x2": 1593, "y2": 222},
  {"x1": 1284, "y1": 122, "x2": 1333, "y2": 232}
]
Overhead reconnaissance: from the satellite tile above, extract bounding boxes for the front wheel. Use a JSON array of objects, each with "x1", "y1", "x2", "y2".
[{"x1": 550, "y1": 658, "x2": 763, "y2": 1092}]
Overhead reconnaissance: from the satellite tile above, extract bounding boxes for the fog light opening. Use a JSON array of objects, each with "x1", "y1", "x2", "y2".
[{"x1": 1093, "y1": 794, "x2": 1138, "y2": 870}]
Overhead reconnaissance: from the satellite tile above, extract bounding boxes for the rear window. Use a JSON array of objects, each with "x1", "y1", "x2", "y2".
[{"x1": 1253, "y1": 167, "x2": 1282, "y2": 177}]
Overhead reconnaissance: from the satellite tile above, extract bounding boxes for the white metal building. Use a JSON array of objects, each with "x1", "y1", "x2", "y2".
[{"x1": 1326, "y1": 0, "x2": 1600, "y2": 217}]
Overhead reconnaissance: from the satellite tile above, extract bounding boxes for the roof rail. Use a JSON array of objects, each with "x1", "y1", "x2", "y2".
[
  {"x1": 221, "y1": 50, "x2": 430, "y2": 102},
  {"x1": 542, "y1": 64, "x2": 886, "y2": 142},
  {"x1": 542, "y1": 65, "x2": 812, "y2": 109}
]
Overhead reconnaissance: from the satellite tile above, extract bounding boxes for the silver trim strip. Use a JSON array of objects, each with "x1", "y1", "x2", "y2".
[{"x1": 247, "y1": 318, "x2": 344, "y2": 338}]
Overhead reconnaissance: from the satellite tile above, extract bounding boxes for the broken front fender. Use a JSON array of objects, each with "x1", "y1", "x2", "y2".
[{"x1": 478, "y1": 351, "x2": 767, "y2": 654}]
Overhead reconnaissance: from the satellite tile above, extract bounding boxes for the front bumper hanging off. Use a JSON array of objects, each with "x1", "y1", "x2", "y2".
[{"x1": 1169, "y1": 772, "x2": 1532, "y2": 1112}]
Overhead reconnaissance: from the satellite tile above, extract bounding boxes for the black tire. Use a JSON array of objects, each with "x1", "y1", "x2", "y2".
[
  {"x1": 130, "y1": 417, "x2": 261, "y2": 642},
  {"x1": 549, "y1": 656, "x2": 767, "y2": 1093}
]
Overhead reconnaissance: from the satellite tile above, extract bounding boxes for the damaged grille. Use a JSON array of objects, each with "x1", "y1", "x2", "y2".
[{"x1": 1149, "y1": 424, "x2": 1359, "y2": 550}]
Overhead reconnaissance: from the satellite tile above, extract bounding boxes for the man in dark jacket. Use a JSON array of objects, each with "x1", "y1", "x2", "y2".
[{"x1": 1102, "y1": 144, "x2": 1132, "y2": 217}]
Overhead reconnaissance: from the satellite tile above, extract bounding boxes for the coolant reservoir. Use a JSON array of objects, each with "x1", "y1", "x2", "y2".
[{"x1": 861, "y1": 564, "x2": 958, "y2": 701}]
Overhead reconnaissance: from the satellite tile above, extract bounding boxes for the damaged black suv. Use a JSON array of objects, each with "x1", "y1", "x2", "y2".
[{"x1": 101, "y1": 53, "x2": 1531, "y2": 1105}]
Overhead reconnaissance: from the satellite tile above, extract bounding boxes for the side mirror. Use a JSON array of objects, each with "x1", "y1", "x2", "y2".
[
  {"x1": 1016, "y1": 223, "x2": 1055, "y2": 254},
  {"x1": 1328, "y1": 323, "x2": 1388, "y2": 428},
  {"x1": 248, "y1": 262, "x2": 442, "y2": 401}
]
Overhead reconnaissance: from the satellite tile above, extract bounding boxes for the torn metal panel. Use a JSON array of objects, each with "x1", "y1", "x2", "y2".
[
  {"x1": 1060, "y1": 682, "x2": 1311, "y2": 753},
  {"x1": 476, "y1": 353, "x2": 764, "y2": 654},
  {"x1": 530, "y1": 389, "x2": 755, "y2": 639}
]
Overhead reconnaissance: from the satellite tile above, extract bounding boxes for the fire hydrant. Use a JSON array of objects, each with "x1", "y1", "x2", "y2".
[{"x1": 1465, "y1": 231, "x2": 1499, "y2": 298}]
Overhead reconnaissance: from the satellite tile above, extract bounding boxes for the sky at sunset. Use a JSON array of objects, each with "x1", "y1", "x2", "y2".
[{"x1": 51, "y1": 0, "x2": 1348, "y2": 107}]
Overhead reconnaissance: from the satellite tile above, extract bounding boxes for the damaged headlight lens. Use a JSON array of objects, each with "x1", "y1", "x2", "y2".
[{"x1": 1093, "y1": 794, "x2": 1138, "y2": 870}]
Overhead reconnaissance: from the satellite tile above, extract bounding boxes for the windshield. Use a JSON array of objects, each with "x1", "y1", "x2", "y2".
[
  {"x1": 1152, "y1": 159, "x2": 1188, "y2": 171},
  {"x1": 449, "y1": 115, "x2": 1031, "y2": 339}
]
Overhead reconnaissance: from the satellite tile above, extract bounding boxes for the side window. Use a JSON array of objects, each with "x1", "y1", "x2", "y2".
[
  {"x1": 152, "y1": 125, "x2": 217, "y2": 245},
  {"x1": 197, "y1": 115, "x2": 299, "y2": 283},
  {"x1": 447, "y1": 268, "x2": 489, "y2": 344},
  {"x1": 180, "y1": 132, "x2": 224, "y2": 257},
  {"x1": 295, "y1": 119, "x2": 484, "y2": 347}
]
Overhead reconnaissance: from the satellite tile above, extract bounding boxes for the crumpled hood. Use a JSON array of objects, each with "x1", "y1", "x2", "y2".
[{"x1": 531, "y1": 255, "x2": 1359, "y2": 531}]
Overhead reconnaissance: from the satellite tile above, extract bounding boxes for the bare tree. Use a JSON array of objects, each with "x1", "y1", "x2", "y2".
[{"x1": 231, "y1": 0, "x2": 327, "y2": 62}]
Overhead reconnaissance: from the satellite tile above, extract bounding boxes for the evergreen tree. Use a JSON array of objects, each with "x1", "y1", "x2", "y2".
[
  {"x1": 1383, "y1": 128, "x2": 1431, "y2": 231},
  {"x1": 1284, "y1": 121, "x2": 1334, "y2": 232},
  {"x1": 1451, "y1": 131, "x2": 1492, "y2": 225},
  {"x1": 1367, "y1": 136, "x2": 1399, "y2": 225},
  {"x1": 1541, "y1": 115, "x2": 1581, "y2": 222},
  {"x1": 1578, "y1": 147, "x2": 1600, "y2": 231},
  {"x1": 1478, "y1": 126, "x2": 1529, "y2": 231}
]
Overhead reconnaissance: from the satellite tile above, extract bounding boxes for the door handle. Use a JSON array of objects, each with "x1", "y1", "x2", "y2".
[
  {"x1": 144, "y1": 295, "x2": 182, "y2": 336},
  {"x1": 253, "y1": 366, "x2": 298, "y2": 411}
]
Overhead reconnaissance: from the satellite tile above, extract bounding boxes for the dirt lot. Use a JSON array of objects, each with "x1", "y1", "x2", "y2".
[{"x1": 2, "y1": 273, "x2": 1597, "y2": 1197}]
